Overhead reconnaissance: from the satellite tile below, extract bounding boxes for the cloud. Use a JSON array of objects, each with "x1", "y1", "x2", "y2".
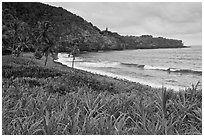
[{"x1": 46, "y1": 2, "x2": 202, "y2": 45}]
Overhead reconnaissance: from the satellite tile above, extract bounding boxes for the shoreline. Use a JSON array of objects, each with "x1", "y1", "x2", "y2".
[
  {"x1": 54, "y1": 58, "x2": 184, "y2": 91},
  {"x1": 79, "y1": 45, "x2": 191, "y2": 54},
  {"x1": 2, "y1": 54, "x2": 202, "y2": 135}
]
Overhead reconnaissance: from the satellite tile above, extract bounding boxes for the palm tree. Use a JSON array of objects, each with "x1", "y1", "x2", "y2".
[
  {"x1": 14, "y1": 21, "x2": 33, "y2": 57},
  {"x1": 35, "y1": 21, "x2": 57, "y2": 66},
  {"x1": 42, "y1": 40, "x2": 57, "y2": 66},
  {"x1": 2, "y1": 9, "x2": 30, "y2": 56},
  {"x1": 67, "y1": 36, "x2": 83, "y2": 68},
  {"x1": 70, "y1": 44, "x2": 80, "y2": 68},
  {"x1": 3, "y1": 18, "x2": 32, "y2": 57},
  {"x1": 2, "y1": 25, "x2": 10, "y2": 52}
]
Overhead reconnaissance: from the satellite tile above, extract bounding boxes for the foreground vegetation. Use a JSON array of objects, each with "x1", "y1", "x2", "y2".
[
  {"x1": 2, "y1": 54, "x2": 202, "y2": 135},
  {"x1": 2, "y1": 2, "x2": 200, "y2": 135}
]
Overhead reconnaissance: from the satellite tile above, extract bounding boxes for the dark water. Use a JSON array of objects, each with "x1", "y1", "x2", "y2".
[{"x1": 56, "y1": 46, "x2": 202, "y2": 90}]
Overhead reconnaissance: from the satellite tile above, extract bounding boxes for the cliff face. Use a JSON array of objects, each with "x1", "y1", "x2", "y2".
[{"x1": 2, "y1": 2, "x2": 184, "y2": 52}]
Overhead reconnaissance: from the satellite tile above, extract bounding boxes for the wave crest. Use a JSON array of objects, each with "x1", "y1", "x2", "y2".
[{"x1": 121, "y1": 63, "x2": 202, "y2": 75}]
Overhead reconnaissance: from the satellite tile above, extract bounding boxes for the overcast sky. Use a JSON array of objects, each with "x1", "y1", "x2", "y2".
[{"x1": 46, "y1": 2, "x2": 202, "y2": 46}]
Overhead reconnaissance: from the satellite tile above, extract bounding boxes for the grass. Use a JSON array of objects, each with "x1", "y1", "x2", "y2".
[{"x1": 2, "y1": 53, "x2": 202, "y2": 135}]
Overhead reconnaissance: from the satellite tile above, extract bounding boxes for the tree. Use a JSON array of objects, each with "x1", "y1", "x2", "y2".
[
  {"x1": 4, "y1": 20, "x2": 32, "y2": 57},
  {"x1": 2, "y1": 25, "x2": 11, "y2": 54},
  {"x1": 3, "y1": 8, "x2": 33, "y2": 56},
  {"x1": 63, "y1": 33, "x2": 84, "y2": 68},
  {"x1": 34, "y1": 21, "x2": 58, "y2": 66},
  {"x1": 65, "y1": 37, "x2": 81, "y2": 68},
  {"x1": 70, "y1": 44, "x2": 80, "y2": 68},
  {"x1": 13, "y1": 21, "x2": 33, "y2": 56}
]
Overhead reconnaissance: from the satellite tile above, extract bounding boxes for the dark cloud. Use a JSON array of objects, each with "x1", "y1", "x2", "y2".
[{"x1": 46, "y1": 2, "x2": 202, "y2": 45}]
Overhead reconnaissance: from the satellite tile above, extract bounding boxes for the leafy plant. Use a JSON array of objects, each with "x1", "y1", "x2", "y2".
[
  {"x1": 34, "y1": 21, "x2": 58, "y2": 66},
  {"x1": 2, "y1": 55, "x2": 202, "y2": 135}
]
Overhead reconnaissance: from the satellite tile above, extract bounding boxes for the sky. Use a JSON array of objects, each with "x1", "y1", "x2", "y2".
[{"x1": 46, "y1": 2, "x2": 202, "y2": 46}]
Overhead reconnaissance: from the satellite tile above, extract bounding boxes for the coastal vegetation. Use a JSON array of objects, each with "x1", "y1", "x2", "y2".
[
  {"x1": 3, "y1": 2, "x2": 185, "y2": 57},
  {"x1": 2, "y1": 2, "x2": 201, "y2": 135},
  {"x1": 2, "y1": 54, "x2": 202, "y2": 135}
]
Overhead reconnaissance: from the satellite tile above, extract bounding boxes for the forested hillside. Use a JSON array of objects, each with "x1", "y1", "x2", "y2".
[
  {"x1": 2, "y1": 2, "x2": 184, "y2": 55},
  {"x1": 2, "y1": 3, "x2": 202, "y2": 135}
]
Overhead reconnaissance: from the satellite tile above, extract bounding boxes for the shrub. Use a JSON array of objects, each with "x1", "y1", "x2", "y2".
[
  {"x1": 2, "y1": 55, "x2": 202, "y2": 135},
  {"x1": 2, "y1": 65, "x2": 62, "y2": 78},
  {"x1": 34, "y1": 51, "x2": 43, "y2": 59}
]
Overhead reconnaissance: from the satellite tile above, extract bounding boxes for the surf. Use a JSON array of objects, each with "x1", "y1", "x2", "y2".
[{"x1": 120, "y1": 63, "x2": 202, "y2": 75}]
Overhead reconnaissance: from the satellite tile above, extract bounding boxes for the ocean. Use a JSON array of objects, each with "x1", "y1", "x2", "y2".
[{"x1": 55, "y1": 45, "x2": 202, "y2": 91}]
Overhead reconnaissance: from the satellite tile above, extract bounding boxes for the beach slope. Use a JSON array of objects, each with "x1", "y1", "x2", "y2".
[{"x1": 2, "y1": 53, "x2": 202, "y2": 135}]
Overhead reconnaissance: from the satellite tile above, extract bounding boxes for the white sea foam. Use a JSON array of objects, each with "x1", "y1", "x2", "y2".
[
  {"x1": 80, "y1": 61, "x2": 120, "y2": 68},
  {"x1": 144, "y1": 65, "x2": 169, "y2": 71},
  {"x1": 169, "y1": 68, "x2": 181, "y2": 72},
  {"x1": 58, "y1": 53, "x2": 83, "y2": 62},
  {"x1": 54, "y1": 54, "x2": 184, "y2": 91}
]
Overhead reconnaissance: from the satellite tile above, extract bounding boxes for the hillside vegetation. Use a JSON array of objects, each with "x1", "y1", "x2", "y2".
[
  {"x1": 3, "y1": 2, "x2": 184, "y2": 55},
  {"x1": 2, "y1": 54, "x2": 202, "y2": 135},
  {"x1": 2, "y1": 2, "x2": 201, "y2": 135}
]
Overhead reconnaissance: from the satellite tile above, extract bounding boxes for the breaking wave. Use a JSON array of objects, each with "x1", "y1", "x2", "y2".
[
  {"x1": 57, "y1": 53, "x2": 201, "y2": 75},
  {"x1": 80, "y1": 62, "x2": 120, "y2": 68},
  {"x1": 121, "y1": 63, "x2": 202, "y2": 75}
]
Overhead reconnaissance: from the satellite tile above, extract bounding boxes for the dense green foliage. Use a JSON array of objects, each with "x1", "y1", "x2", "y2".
[
  {"x1": 1, "y1": 2, "x2": 200, "y2": 135},
  {"x1": 2, "y1": 55, "x2": 202, "y2": 135},
  {"x1": 2, "y1": 8, "x2": 33, "y2": 56},
  {"x1": 3, "y1": 2, "x2": 185, "y2": 54}
]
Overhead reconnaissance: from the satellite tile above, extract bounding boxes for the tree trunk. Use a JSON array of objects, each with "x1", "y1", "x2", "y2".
[
  {"x1": 44, "y1": 55, "x2": 48, "y2": 66},
  {"x1": 72, "y1": 56, "x2": 75, "y2": 68}
]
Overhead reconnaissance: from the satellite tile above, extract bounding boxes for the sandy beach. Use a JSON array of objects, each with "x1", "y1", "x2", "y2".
[{"x1": 54, "y1": 53, "x2": 185, "y2": 91}]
